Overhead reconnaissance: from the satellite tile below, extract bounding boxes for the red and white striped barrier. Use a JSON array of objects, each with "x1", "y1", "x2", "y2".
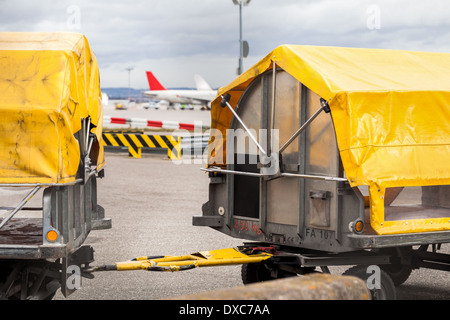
[{"x1": 103, "y1": 116, "x2": 208, "y2": 131}]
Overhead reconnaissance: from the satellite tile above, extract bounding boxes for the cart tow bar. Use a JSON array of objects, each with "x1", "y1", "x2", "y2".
[{"x1": 86, "y1": 247, "x2": 273, "y2": 273}]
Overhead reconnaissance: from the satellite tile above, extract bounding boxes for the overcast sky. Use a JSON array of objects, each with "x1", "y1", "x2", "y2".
[{"x1": 1, "y1": 0, "x2": 450, "y2": 89}]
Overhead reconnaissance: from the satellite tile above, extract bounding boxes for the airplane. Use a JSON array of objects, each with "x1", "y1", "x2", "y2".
[{"x1": 142, "y1": 71, "x2": 217, "y2": 110}]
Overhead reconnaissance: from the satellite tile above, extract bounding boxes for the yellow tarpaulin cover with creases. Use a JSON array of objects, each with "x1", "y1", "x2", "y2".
[
  {"x1": 0, "y1": 32, "x2": 104, "y2": 185},
  {"x1": 209, "y1": 45, "x2": 450, "y2": 235}
]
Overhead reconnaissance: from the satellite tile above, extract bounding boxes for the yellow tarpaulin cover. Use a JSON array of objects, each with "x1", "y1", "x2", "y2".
[
  {"x1": 0, "y1": 32, "x2": 104, "y2": 184},
  {"x1": 209, "y1": 45, "x2": 450, "y2": 235}
]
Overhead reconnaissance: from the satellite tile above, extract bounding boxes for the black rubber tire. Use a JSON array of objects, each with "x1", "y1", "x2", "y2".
[
  {"x1": 381, "y1": 263, "x2": 412, "y2": 286},
  {"x1": 343, "y1": 265, "x2": 396, "y2": 300},
  {"x1": 241, "y1": 261, "x2": 299, "y2": 284},
  {"x1": 241, "y1": 262, "x2": 274, "y2": 284},
  {"x1": 377, "y1": 246, "x2": 413, "y2": 286}
]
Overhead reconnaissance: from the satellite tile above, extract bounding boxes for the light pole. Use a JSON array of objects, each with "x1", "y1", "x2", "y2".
[
  {"x1": 125, "y1": 66, "x2": 134, "y2": 101},
  {"x1": 232, "y1": 0, "x2": 250, "y2": 75}
]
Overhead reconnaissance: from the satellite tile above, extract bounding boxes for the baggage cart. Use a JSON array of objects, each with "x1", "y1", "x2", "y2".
[
  {"x1": 191, "y1": 45, "x2": 450, "y2": 299},
  {"x1": 0, "y1": 32, "x2": 110, "y2": 299}
]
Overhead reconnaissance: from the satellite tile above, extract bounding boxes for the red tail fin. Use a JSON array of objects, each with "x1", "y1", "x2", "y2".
[{"x1": 146, "y1": 71, "x2": 166, "y2": 91}]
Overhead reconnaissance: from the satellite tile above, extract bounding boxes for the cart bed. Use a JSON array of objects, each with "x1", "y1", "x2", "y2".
[{"x1": 0, "y1": 218, "x2": 42, "y2": 246}]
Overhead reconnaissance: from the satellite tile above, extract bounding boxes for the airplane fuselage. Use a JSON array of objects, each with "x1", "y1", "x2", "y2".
[{"x1": 143, "y1": 89, "x2": 217, "y2": 105}]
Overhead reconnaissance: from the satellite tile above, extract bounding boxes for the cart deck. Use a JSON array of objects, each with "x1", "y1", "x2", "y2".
[{"x1": 0, "y1": 218, "x2": 42, "y2": 246}]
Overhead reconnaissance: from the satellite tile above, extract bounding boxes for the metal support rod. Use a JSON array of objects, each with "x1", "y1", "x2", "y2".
[
  {"x1": 87, "y1": 137, "x2": 94, "y2": 158},
  {"x1": 279, "y1": 105, "x2": 325, "y2": 153},
  {"x1": 269, "y1": 63, "x2": 276, "y2": 154},
  {"x1": 202, "y1": 167, "x2": 348, "y2": 182},
  {"x1": 0, "y1": 186, "x2": 41, "y2": 230},
  {"x1": 238, "y1": 2, "x2": 243, "y2": 75},
  {"x1": 85, "y1": 117, "x2": 91, "y2": 155},
  {"x1": 84, "y1": 136, "x2": 94, "y2": 172},
  {"x1": 201, "y1": 167, "x2": 262, "y2": 177},
  {"x1": 221, "y1": 95, "x2": 267, "y2": 155},
  {"x1": 0, "y1": 179, "x2": 84, "y2": 188},
  {"x1": 281, "y1": 172, "x2": 348, "y2": 182}
]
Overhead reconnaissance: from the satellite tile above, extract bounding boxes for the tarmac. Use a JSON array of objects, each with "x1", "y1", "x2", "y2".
[
  {"x1": 55, "y1": 106, "x2": 450, "y2": 300},
  {"x1": 55, "y1": 152, "x2": 245, "y2": 300}
]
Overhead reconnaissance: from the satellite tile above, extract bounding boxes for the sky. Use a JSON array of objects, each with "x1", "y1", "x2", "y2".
[{"x1": 1, "y1": 0, "x2": 450, "y2": 89}]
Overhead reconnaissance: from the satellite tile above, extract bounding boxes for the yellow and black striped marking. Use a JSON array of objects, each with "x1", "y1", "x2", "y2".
[{"x1": 102, "y1": 132, "x2": 181, "y2": 159}]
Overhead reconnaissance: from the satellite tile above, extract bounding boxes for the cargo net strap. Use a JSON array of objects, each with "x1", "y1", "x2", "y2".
[{"x1": 88, "y1": 247, "x2": 273, "y2": 272}]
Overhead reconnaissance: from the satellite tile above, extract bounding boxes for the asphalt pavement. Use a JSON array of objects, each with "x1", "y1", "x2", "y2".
[{"x1": 55, "y1": 152, "x2": 244, "y2": 300}]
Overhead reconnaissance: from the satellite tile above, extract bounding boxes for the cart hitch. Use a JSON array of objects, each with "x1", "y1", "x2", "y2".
[
  {"x1": 86, "y1": 247, "x2": 273, "y2": 273},
  {"x1": 241, "y1": 245, "x2": 279, "y2": 256}
]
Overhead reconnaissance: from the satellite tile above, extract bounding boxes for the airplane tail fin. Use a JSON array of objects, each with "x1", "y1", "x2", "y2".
[
  {"x1": 194, "y1": 74, "x2": 212, "y2": 91},
  {"x1": 146, "y1": 71, "x2": 166, "y2": 91}
]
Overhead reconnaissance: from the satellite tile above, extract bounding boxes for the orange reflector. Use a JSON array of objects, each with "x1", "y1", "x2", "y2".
[
  {"x1": 47, "y1": 230, "x2": 58, "y2": 242},
  {"x1": 355, "y1": 220, "x2": 364, "y2": 233}
]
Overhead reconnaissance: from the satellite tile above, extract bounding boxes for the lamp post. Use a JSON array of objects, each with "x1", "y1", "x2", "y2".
[
  {"x1": 232, "y1": 0, "x2": 250, "y2": 75},
  {"x1": 125, "y1": 66, "x2": 134, "y2": 101}
]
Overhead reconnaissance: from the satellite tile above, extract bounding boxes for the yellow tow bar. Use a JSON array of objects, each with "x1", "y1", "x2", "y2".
[{"x1": 89, "y1": 247, "x2": 273, "y2": 273}]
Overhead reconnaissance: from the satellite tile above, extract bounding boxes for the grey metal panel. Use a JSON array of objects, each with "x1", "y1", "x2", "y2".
[
  {"x1": 265, "y1": 70, "x2": 301, "y2": 225},
  {"x1": 266, "y1": 177, "x2": 299, "y2": 225}
]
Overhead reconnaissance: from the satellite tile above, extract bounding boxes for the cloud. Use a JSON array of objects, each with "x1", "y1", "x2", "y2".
[{"x1": 1, "y1": 0, "x2": 450, "y2": 88}]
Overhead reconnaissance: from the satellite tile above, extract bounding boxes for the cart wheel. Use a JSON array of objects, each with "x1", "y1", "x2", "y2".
[
  {"x1": 0, "y1": 263, "x2": 59, "y2": 300},
  {"x1": 241, "y1": 262, "x2": 273, "y2": 284},
  {"x1": 343, "y1": 265, "x2": 396, "y2": 300},
  {"x1": 380, "y1": 263, "x2": 412, "y2": 286},
  {"x1": 378, "y1": 247, "x2": 413, "y2": 286},
  {"x1": 241, "y1": 261, "x2": 297, "y2": 284}
]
